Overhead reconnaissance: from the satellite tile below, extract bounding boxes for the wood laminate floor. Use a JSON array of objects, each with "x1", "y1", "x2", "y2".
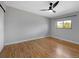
[{"x1": 0, "y1": 37, "x2": 79, "y2": 58}]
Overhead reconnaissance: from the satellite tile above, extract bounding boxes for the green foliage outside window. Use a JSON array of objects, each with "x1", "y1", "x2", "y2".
[{"x1": 57, "y1": 20, "x2": 71, "y2": 29}]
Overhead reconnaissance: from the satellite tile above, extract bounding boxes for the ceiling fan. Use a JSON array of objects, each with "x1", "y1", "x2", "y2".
[{"x1": 40, "y1": 1, "x2": 59, "y2": 13}]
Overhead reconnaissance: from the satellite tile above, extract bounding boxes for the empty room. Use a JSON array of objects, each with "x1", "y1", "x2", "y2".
[{"x1": 0, "y1": 0, "x2": 79, "y2": 58}]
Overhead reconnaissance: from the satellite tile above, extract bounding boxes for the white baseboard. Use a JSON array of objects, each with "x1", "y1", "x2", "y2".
[
  {"x1": 5, "y1": 36, "x2": 48, "y2": 46},
  {"x1": 51, "y1": 36, "x2": 79, "y2": 45},
  {"x1": 5, "y1": 35, "x2": 79, "y2": 46}
]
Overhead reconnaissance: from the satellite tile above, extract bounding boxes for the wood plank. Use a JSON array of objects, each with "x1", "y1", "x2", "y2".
[{"x1": 0, "y1": 37, "x2": 79, "y2": 58}]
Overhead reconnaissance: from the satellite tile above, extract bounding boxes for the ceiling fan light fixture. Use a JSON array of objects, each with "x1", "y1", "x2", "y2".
[{"x1": 49, "y1": 10, "x2": 52, "y2": 12}]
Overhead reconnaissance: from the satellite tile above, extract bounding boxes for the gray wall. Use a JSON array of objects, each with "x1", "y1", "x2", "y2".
[
  {"x1": 5, "y1": 6, "x2": 49, "y2": 45},
  {"x1": 5, "y1": 5, "x2": 79, "y2": 45},
  {"x1": 50, "y1": 13, "x2": 79, "y2": 44},
  {"x1": 0, "y1": 2, "x2": 5, "y2": 52}
]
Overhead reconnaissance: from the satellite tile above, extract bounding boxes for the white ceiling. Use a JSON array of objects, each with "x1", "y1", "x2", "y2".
[{"x1": 5, "y1": 1, "x2": 79, "y2": 18}]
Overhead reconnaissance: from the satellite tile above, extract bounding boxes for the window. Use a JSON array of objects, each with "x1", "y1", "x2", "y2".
[
  {"x1": 56, "y1": 20, "x2": 72, "y2": 29},
  {"x1": 64, "y1": 20, "x2": 71, "y2": 29},
  {"x1": 57, "y1": 21, "x2": 63, "y2": 29}
]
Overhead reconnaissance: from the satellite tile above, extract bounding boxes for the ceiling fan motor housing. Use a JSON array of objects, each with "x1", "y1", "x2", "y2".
[
  {"x1": 50, "y1": 3, "x2": 52, "y2": 5},
  {"x1": 49, "y1": 3, "x2": 53, "y2": 10},
  {"x1": 49, "y1": 6, "x2": 52, "y2": 10}
]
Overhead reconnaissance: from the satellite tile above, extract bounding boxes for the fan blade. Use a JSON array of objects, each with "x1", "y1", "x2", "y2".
[
  {"x1": 40, "y1": 9, "x2": 49, "y2": 11},
  {"x1": 53, "y1": 1, "x2": 59, "y2": 8}
]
